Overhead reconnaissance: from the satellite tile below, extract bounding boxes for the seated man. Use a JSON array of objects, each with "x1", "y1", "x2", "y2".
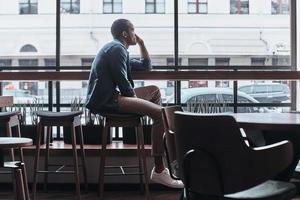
[{"x1": 85, "y1": 18, "x2": 183, "y2": 188}]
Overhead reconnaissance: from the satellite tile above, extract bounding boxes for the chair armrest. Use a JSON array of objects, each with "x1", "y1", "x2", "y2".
[{"x1": 250, "y1": 140, "x2": 293, "y2": 180}]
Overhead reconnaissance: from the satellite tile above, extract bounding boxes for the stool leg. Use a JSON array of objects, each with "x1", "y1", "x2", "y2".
[
  {"x1": 71, "y1": 123, "x2": 81, "y2": 200},
  {"x1": 44, "y1": 126, "x2": 51, "y2": 192},
  {"x1": 78, "y1": 124, "x2": 88, "y2": 193},
  {"x1": 14, "y1": 168, "x2": 26, "y2": 200},
  {"x1": 98, "y1": 118, "x2": 108, "y2": 199},
  {"x1": 32, "y1": 122, "x2": 42, "y2": 200},
  {"x1": 18, "y1": 149, "x2": 30, "y2": 200},
  {"x1": 138, "y1": 122, "x2": 150, "y2": 200},
  {"x1": 135, "y1": 126, "x2": 144, "y2": 193}
]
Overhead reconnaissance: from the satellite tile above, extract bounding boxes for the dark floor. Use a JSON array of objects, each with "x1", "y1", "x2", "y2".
[{"x1": 0, "y1": 190, "x2": 181, "y2": 200}]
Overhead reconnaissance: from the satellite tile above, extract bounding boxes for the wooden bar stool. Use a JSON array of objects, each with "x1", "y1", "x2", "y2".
[
  {"x1": 0, "y1": 137, "x2": 32, "y2": 200},
  {"x1": 98, "y1": 113, "x2": 150, "y2": 200},
  {"x1": 32, "y1": 111, "x2": 88, "y2": 200}
]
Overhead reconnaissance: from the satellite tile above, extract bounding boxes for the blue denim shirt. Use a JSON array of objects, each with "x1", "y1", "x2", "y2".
[{"x1": 85, "y1": 39, "x2": 151, "y2": 112}]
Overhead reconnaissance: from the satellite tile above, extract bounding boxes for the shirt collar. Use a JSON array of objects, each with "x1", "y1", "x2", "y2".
[{"x1": 114, "y1": 39, "x2": 127, "y2": 50}]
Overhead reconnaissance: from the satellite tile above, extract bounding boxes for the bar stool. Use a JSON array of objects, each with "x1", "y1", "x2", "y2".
[
  {"x1": 98, "y1": 113, "x2": 150, "y2": 200},
  {"x1": 32, "y1": 111, "x2": 88, "y2": 200},
  {"x1": 0, "y1": 137, "x2": 32, "y2": 200}
]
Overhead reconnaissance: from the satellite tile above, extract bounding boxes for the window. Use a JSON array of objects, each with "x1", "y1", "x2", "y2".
[
  {"x1": 188, "y1": 58, "x2": 208, "y2": 66},
  {"x1": 230, "y1": 0, "x2": 249, "y2": 14},
  {"x1": 0, "y1": 60, "x2": 12, "y2": 67},
  {"x1": 81, "y1": 58, "x2": 94, "y2": 66},
  {"x1": 44, "y1": 59, "x2": 56, "y2": 66},
  {"x1": 166, "y1": 58, "x2": 182, "y2": 66},
  {"x1": 145, "y1": 0, "x2": 165, "y2": 14},
  {"x1": 103, "y1": 0, "x2": 122, "y2": 14},
  {"x1": 19, "y1": 0, "x2": 38, "y2": 14},
  {"x1": 251, "y1": 58, "x2": 265, "y2": 66},
  {"x1": 19, "y1": 59, "x2": 38, "y2": 95},
  {"x1": 215, "y1": 58, "x2": 230, "y2": 66},
  {"x1": 272, "y1": 0, "x2": 289, "y2": 15},
  {"x1": 61, "y1": 0, "x2": 80, "y2": 14},
  {"x1": 188, "y1": 0, "x2": 208, "y2": 14},
  {"x1": 272, "y1": 56, "x2": 290, "y2": 66},
  {"x1": 20, "y1": 44, "x2": 38, "y2": 53}
]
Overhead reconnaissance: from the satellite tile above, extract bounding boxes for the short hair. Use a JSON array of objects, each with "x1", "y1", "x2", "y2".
[{"x1": 111, "y1": 19, "x2": 131, "y2": 39}]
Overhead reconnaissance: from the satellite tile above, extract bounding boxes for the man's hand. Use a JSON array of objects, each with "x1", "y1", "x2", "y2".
[{"x1": 135, "y1": 34, "x2": 144, "y2": 46}]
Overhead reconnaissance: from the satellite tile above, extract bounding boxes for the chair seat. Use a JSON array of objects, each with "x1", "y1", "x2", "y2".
[
  {"x1": 0, "y1": 111, "x2": 20, "y2": 119},
  {"x1": 224, "y1": 180, "x2": 297, "y2": 200},
  {"x1": 35, "y1": 111, "x2": 82, "y2": 119},
  {"x1": 0, "y1": 137, "x2": 32, "y2": 149},
  {"x1": 99, "y1": 112, "x2": 143, "y2": 119}
]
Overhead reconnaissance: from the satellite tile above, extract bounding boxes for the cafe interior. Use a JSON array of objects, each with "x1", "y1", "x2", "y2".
[{"x1": 1, "y1": 0, "x2": 300, "y2": 199}]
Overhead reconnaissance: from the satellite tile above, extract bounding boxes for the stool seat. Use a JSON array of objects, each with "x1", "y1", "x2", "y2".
[
  {"x1": 0, "y1": 111, "x2": 20, "y2": 119},
  {"x1": 0, "y1": 137, "x2": 32, "y2": 149},
  {"x1": 99, "y1": 112, "x2": 143, "y2": 119},
  {"x1": 35, "y1": 111, "x2": 82, "y2": 119}
]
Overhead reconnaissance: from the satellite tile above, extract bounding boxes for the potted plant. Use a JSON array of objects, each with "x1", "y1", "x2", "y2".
[
  {"x1": 17, "y1": 97, "x2": 45, "y2": 144},
  {"x1": 63, "y1": 97, "x2": 112, "y2": 144}
]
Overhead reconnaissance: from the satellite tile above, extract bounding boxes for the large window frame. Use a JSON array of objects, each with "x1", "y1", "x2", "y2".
[{"x1": 0, "y1": 0, "x2": 297, "y2": 114}]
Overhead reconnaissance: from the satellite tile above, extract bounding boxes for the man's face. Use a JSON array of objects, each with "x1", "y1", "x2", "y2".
[{"x1": 124, "y1": 22, "x2": 137, "y2": 46}]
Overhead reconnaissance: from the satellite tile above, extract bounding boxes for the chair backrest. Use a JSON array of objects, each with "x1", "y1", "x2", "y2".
[
  {"x1": 162, "y1": 105, "x2": 183, "y2": 179},
  {"x1": 174, "y1": 111, "x2": 262, "y2": 195},
  {"x1": 0, "y1": 96, "x2": 13, "y2": 111}
]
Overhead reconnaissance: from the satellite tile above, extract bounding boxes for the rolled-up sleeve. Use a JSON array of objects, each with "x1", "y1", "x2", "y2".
[
  {"x1": 130, "y1": 58, "x2": 152, "y2": 71},
  {"x1": 109, "y1": 46, "x2": 135, "y2": 97}
]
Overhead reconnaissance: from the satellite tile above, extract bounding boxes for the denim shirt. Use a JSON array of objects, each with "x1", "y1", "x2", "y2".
[{"x1": 85, "y1": 39, "x2": 151, "y2": 112}]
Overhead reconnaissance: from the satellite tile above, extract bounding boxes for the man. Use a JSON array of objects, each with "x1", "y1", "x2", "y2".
[{"x1": 85, "y1": 19, "x2": 183, "y2": 188}]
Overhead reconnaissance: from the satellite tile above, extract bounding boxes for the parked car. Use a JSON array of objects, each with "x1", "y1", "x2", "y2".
[
  {"x1": 166, "y1": 87, "x2": 271, "y2": 113},
  {"x1": 238, "y1": 83, "x2": 290, "y2": 103},
  {"x1": 3, "y1": 89, "x2": 37, "y2": 104}
]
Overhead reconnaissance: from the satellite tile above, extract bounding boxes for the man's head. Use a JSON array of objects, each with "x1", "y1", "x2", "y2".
[{"x1": 111, "y1": 19, "x2": 136, "y2": 47}]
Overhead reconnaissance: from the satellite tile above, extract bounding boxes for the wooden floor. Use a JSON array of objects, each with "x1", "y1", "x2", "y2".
[{"x1": 0, "y1": 190, "x2": 181, "y2": 200}]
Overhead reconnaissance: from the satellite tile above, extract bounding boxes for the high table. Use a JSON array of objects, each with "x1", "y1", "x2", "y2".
[{"x1": 229, "y1": 112, "x2": 300, "y2": 181}]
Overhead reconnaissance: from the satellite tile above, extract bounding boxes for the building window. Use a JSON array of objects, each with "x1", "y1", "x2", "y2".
[
  {"x1": 61, "y1": 0, "x2": 80, "y2": 14},
  {"x1": 272, "y1": 56, "x2": 290, "y2": 66},
  {"x1": 103, "y1": 0, "x2": 122, "y2": 14},
  {"x1": 188, "y1": 58, "x2": 208, "y2": 67},
  {"x1": 0, "y1": 60, "x2": 12, "y2": 67},
  {"x1": 145, "y1": 0, "x2": 165, "y2": 14},
  {"x1": 20, "y1": 44, "x2": 38, "y2": 53},
  {"x1": 271, "y1": 0, "x2": 289, "y2": 15},
  {"x1": 81, "y1": 58, "x2": 94, "y2": 66},
  {"x1": 188, "y1": 0, "x2": 208, "y2": 14},
  {"x1": 230, "y1": 0, "x2": 249, "y2": 14},
  {"x1": 166, "y1": 58, "x2": 182, "y2": 66},
  {"x1": 44, "y1": 59, "x2": 56, "y2": 67},
  {"x1": 251, "y1": 58, "x2": 266, "y2": 66},
  {"x1": 19, "y1": 0, "x2": 38, "y2": 15}
]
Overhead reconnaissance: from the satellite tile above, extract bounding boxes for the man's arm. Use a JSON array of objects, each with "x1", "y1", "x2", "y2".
[
  {"x1": 130, "y1": 34, "x2": 152, "y2": 71},
  {"x1": 109, "y1": 46, "x2": 136, "y2": 97}
]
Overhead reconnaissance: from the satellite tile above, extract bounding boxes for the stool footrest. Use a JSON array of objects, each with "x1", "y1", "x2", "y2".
[
  {"x1": 104, "y1": 165, "x2": 144, "y2": 176},
  {"x1": 37, "y1": 170, "x2": 75, "y2": 174},
  {"x1": 3, "y1": 161, "x2": 22, "y2": 169}
]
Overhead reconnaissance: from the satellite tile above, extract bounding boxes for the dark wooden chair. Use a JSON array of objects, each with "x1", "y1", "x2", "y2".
[
  {"x1": 0, "y1": 137, "x2": 32, "y2": 200},
  {"x1": 174, "y1": 111, "x2": 297, "y2": 200},
  {"x1": 97, "y1": 112, "x2": 150, "y2": 200},
  {"x1": 32, "y1": 111, "x2": 88, "y2": 200},
  {"x1": 162, "y1": 105, "x2": 183, "y2": 180}
]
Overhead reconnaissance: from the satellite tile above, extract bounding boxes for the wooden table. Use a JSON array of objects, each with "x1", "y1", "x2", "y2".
[{"x1": 230, "y1": 113, "x2": 300, "y2": 131}]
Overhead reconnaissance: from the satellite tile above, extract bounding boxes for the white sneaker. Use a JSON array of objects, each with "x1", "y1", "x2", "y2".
[{"x1": 150, "y1": 168, "x2": 184, "y2": 189}]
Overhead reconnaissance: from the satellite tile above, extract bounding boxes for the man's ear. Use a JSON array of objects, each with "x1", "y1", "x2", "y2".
[{"x1": 122, "y1": 31, "x2": 128, "y2": 38}]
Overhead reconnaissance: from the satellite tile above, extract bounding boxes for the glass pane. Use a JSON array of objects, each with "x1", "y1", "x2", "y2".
[
  {"x1": 180, "y1": 1, "x2": 290, "y2": 68},
  {"x1": 199, "y1": 4, "x2": 207, "y2": 13},
  {"x1": 103, "y1": 3, "x2": 112, "y2": 13},
  {"x1": 188, "y1": 4, "x2": 197, "y2": 13},
  {"x1": 113, "y1": 3, "x2": 122, "y2": 13},
  {"x1": 156, "y1": 3, "x2": 165, "y2": 13},
  {"x1": 146, "y1": 4, "x2": 155, "y2": 13}
]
